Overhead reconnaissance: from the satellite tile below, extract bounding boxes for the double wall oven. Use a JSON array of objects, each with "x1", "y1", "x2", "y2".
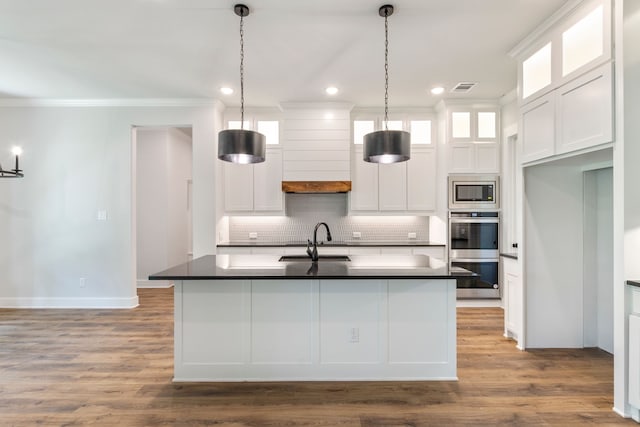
[{"x1": 448, "y1": 175, "x2": 500, "y2": 299}]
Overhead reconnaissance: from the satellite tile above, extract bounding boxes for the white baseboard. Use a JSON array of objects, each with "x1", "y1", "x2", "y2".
[
  {"x1": 137, "y1": 279, "x2": 173, "y2": 288},
  {"x1": 0, "y1": 295, "x2": 139, "y2": 309}
]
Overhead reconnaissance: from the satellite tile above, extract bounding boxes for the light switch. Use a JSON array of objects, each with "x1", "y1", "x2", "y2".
[
  {"x1": 249, "y1": 232, "x2": 258, "y2": 239},
  {"x1": 408, "y1": 232, "x2": 417, "y2": 239},
  {"x1": 97, "y1": 210, "x2": 107, "y2": 221}
]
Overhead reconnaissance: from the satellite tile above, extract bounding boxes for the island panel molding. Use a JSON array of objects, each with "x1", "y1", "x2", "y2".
[{"x1": 154, "y1": 254, "x2": 464, "y2": 381}]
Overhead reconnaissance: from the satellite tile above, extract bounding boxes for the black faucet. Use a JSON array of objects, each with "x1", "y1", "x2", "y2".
[{"x1": 306, "y1": 222, "x2": 332, "y2": 262}]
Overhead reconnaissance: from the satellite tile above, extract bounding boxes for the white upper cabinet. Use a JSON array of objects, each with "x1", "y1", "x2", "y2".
[
  {"x1": 351, "y1": 145, "x2": 379, "y2": 211},
  {"x1": 442, "y1": 104, "x2": 500, "y2": 174},
  {"x1": 521, "y1": 92, "x2": 556, "y2": 163},
  {"x1": 515, "y1": 0, "x2": 613, "y2": 164},
  {"x1": 350, "y1": 115, "x2": 437, "y2": 214},
  {"x1": 555, "y1": 63, "x2": 613, "y2": 155},
  {"x1": 222, "y1": 117, "x2": 284, "y2": 213},
  {"x1": 223, "y1": 147, "x2": 283, "y2": 213},
  {"x1": 449, "y1": 109, "x2": 498, "y2": 143},
  {"x1": 517, "y1": 0, "x2": 611, "y2": 105},
  {"x1": 522, "y1": 43, "x2": 552, "y2": 100}
]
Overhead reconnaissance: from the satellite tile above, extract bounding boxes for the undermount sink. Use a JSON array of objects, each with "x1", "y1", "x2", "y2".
[{"x1": 278, "y1": 255, "x2": 351, "y2": 262}]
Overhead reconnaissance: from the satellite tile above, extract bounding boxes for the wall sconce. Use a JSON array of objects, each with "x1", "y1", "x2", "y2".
[{"x1": 0, "y1": 147, "x2": 24, "y2": 178}]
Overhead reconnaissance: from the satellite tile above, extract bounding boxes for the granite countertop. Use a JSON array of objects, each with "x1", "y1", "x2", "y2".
[
  {"x1": 217, "y1": 240, "x2": 446, "y2": 247},
  {"x1": 500, "y1": 252, "x2": 518, "y2": 260},
  {"x1": 627, "y1": 280, "x2": 640, "y2": 288},
  {"x1": 149, "y1": 254, "x2": 474, "y2": 281}
]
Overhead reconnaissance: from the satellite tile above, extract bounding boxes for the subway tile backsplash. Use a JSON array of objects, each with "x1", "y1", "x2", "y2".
[{"x1": 228, "y1": 194, "x2": 429, "y2": 243}]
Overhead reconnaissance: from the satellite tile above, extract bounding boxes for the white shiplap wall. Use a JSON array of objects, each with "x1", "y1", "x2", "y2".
[{"x1": 282, "y1": 104, "x2": 352, "y2": 181}]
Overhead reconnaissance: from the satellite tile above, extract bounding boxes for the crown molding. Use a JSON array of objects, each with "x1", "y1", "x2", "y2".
[{"x1": 0, "y1": 98, "x2": 225, "y2": 108}]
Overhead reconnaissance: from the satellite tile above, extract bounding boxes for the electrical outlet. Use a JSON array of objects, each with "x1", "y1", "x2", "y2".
[
  {"x1": 97, "y1": 210, "x2": 107, "y2": 221},
  {"x1": 348, "y1": 327, "x2": 360, "y2": 343},
  {"x1": 79, "y1": 277, "x2": 86, "y2": 288},
  {"x1": 408, "y1": 232, "x2": 417, "y2": 239},
  {"x1": 352, "y1": 231, "x2": 361, "y2": 239},
  {"x1": 249, "y1": 232, "x2": 258, "y2": 239}
]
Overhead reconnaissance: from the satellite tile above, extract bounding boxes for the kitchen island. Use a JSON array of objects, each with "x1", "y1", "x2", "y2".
[{"x1": 149, "y1": 254, "x2": 473, "y2": 382}]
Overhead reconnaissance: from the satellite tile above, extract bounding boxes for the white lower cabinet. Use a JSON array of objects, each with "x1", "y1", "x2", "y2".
[
  {"x1": 502, "y1": 256, "x2": 523, "y2": 348},
  {"x1": 351, "y1": 146, "x2": 436, "y2": 213}
]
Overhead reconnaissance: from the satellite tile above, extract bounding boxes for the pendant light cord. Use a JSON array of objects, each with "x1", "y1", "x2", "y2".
[
  {"x1": 240, "y1": 12, "x2": 245, "y2": 129},
  {"x1": 384, "y1": 8, "x2": 389, "y2": 131}
]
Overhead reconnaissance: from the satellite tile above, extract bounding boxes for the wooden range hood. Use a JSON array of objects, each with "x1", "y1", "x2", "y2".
[{"x1": 281, "y1": 181, "x2": 352, "y2": 193}]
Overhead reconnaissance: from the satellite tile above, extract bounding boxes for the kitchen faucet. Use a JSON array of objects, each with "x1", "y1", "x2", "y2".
[{"x1": 306, "y1": 222, "x2": 332, "y2": 262}]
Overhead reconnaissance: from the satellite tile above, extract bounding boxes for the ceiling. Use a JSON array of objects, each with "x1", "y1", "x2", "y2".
[{"x1": 0, "y1": 0, "x2": 568, "y2": 107}]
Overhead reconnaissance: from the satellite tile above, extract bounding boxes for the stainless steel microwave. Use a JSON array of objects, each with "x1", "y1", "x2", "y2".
[{"x1": 448, "y1": 175, "x2": 500, "y2": 210}]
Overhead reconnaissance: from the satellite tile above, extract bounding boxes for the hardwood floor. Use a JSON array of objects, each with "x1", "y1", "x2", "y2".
[{"x1": 0, "y1": 288, "x2": 633, "y2": 426}]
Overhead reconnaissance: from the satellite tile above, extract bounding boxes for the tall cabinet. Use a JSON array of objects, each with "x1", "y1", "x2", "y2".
[{"x1": 508, "y1": 0, "x2": 615, "y2": 350}]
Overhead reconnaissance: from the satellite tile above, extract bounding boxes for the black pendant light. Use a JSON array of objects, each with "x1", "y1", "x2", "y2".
[
  {"x1": 0, "y1": 147, "x2": 24, "y2": 178},
  {"x1": 218, "y1": 4, "x2": 266, "y2": 164},
  {"x1": 363, "y1": 5, "x2": 410, "y2": 164}
]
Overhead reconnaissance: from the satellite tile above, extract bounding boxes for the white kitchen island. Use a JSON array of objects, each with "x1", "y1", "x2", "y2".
[{"x1": 150, "y1": 254, "x2": 471, "y2": 382}]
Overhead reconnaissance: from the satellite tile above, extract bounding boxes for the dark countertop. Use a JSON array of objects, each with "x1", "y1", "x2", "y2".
[
  {"x1": 627, "y1": 280, "x2": 640, "y2": 288},
  {"x1": 149, "y1": 254, "x2": 474, "y2": 281},
  {"x1": 500, "y1": 252, "x2": 518, "y2": 260},
  {"x1": 217, "y1": 240, "x2": 446, "y2": 247}
]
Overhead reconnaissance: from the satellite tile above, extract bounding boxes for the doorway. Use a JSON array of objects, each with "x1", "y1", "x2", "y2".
[{"x1": 134, "y1": 126, "x2": 193, "y2": 288}]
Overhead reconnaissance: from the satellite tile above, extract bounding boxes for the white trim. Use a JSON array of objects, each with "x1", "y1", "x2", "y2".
[
  {"x1": 0, "y1": 98, "x2": 224, "y2": 108},
  {"x1": 0, "y1": 296, "x2": 139, "y2": 309},
  {"x1": 137, "y1": 280, "x2": 174, "y2": 289}
]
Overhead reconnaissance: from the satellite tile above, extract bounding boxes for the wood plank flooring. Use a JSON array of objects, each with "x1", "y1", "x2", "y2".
[{"x1": 0, "y1": 288, "x2": 634, "y2": 426}]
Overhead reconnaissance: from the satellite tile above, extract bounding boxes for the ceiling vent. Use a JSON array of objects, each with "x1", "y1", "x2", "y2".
[{"x1": 451, "y1": 82, "x2": 477, "y2": 93}]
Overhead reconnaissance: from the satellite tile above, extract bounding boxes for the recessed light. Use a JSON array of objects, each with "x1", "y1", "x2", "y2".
[
  {"x1": 430, "y1": 86, "x2": 445, "y2": 95},
  {"x1": 220, "y1": 87, "x2": 234, "y2": 95},
  {"x1": 325, "y1": 86, "x2": 339, "y2": 95}
]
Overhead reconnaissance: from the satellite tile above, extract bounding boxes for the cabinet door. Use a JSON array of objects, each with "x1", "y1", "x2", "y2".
[
  {"x1": 448, "y1": 143, "x2": 474, "y2": 173},
  {"x1": 350, "y1": 147, "x2": 379, "y2": 211},
  {"x1": 224, "y1": 162, "x2": 254, "y2": 211},
  {"x1": 379, "y1": 162, "x2": 407, "y2": 211},
  {"x1": 475, "y1": 143, "x2": 500, "y2": 174},
  {"x1": 556, "y1": 63, "x2": 613, "y2": 155},
  {"x1": 407, "y1": 149, "x2": 436, "y2": 211},
  {"x1": 253, "y1": 148, "x2": 283, "y2": 212},
  {"x1": 521, "y1": 92, "x2": 555, "y2": 163}
]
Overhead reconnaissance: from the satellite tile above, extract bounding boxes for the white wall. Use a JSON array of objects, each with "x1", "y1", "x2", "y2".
[
  {"x1": 617, "y1": 0, "x2": 640, "y2": 414},
  {"x1": 136, "y1": 127, "x2": 192, "y2": 287},
  {"x1": 0, "y1": 102, "x2": 219, "y2": 307}
]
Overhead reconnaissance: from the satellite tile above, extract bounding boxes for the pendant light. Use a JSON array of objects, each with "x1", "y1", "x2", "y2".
[
  {"x1": 363, "y1": 4, "x2": 410, "y2": 164},
  {"x1": 218, "y1": 4, "x2": 266, "y2": 164},
  {"x1": 0, "y1": 147, "x2": 24, "y2": 178}
]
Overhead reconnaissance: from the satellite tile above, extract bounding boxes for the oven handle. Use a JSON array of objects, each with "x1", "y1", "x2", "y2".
[
  {"x1": 451, "y1": 258, "x2": 500, "y2": 263},
  {"x1": 449, "y1": 218, "x2": 499, "y2": 224}
]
